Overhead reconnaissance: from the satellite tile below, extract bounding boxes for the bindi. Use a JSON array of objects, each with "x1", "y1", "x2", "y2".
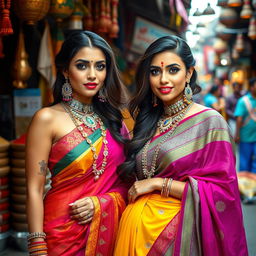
[{"x1": 161, "y1": 61, "x2": 164, "y2": 68}]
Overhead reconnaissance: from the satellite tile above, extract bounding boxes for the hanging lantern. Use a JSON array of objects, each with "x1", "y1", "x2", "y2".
[
  {"x1": 49, "y1": 0, "x2": 75, "y2": 23},
  {"x1": 240, "y1": 0, "x2": 253, "y2": 19},
  {"x1": 235, "y1": 33, "x2": 244, "y2": 52},
  {"x1": 12, "y1": 28, "x2": 32, "y2": 89},
  {"x1": 13, "y1": 0, "x2": 50, "y2": 25},
  {"x1": 217, "y1": 0, "x2": 228, "y2": 6},
  {"x1": 213, "y1": 38, "x2": 228, "y2": 54},
  {"x1": 216, "y1": 23, "x2": 232, "y2": 40},
  {"x1": 68, "y1": 0, "x2": 85, "y2": 30},
  {"x1": 227, "y1": 0, "x2": 242, "y2": 7},
  {"x1": 232, "y1": 47, "x2": 239, "y2": 59},
  {"x1": 219, "y1": 8, "x2": 239, "y2": 27},
  {"x1": 248, "y1": 16, "x2": 256, "y2": 40},
  {"x1": 109, "y1": 0, "x2": 119, "y2": 38},
  {"x1": 83, "y1": 0, "x2": 93, "y2": 31}
]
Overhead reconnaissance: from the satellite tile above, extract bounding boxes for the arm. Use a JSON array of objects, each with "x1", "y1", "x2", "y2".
[
  {"x1": 26, "y1": 109, "x2": 53, "y2": 243},
  {"x1": 128, "y1": 178, "x2": 186, "y2": 203},
  {"x1": 234, "y1": 116, "x2": 243, "y2": 143},
  {"x1": 212, "y1": 97, "x2": 225, "y2": 112}
]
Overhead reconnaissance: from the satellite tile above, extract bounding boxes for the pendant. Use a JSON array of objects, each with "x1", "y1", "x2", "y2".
[
  {"x1": 94, "y1": 175, "x2": 99, "y2": 181},
  {"x1": 82, "y1": 115, "x2": 97, "y2": 129}
]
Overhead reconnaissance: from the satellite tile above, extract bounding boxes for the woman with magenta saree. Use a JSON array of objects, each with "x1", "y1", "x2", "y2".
[
  {"x1": 26, "y1": 31, "x2": 130, "y2": 256},
  {"x1": 114, "y1": 36, "x2": 248, "y2": 256}
]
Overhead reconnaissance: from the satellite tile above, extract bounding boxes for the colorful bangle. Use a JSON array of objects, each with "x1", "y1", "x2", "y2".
[{"x1": 27, "y1": 232, "x2": 46, "y2": 241}]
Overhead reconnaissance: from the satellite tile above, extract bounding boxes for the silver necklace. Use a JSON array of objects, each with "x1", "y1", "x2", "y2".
[
  {"x1": 142, "y1": 102, "x2": 193, "y2": 179},
  {"x1": 164, "y1": 97, "x2": 189, "y2": 116},
  {"x1": 62, "y1": 102, "x2": 109, "y2": 181}
]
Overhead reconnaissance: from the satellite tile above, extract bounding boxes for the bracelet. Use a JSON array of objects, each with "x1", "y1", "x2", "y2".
[
  {"x1": 166, "y1": 178, "x2": 173, "y2": 197},
  {"x1": 161, "y1": 178, "x2": 168, "y2": 197},
  {"x1": 27, "y1": 232, "x2": 46, "y2": 241}
]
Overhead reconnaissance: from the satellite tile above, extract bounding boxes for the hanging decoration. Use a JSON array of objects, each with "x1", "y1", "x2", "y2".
[
  {"x1": 235, "y1": 33, "x2": 244, "y2": 52},
  {"x1": 68, "y1": 0, "x2": 86, "y2": 30},
  {"x1": 213, "y1": 38, "x2": 228, "y2": 54},
  {"x1": 240, "y1": 0, "x2": 253, "y2": 19},
  {"x1": 83, "y1": 0, "x2": 93, "y2": 31},
  {"x1": 49, "y1": 0, "x2": 75, "y2": 55},
  {"x1": 109, "y1": 0, "x2": 119, "y2": 38},
  {"x1": 248, "y1": 15, "x2": 256, "y2": 40},
  {"x1": 0, "y1": 0, "x2": 13, "y2": 35},
  {"x1": 12, "y1": 27, "x2": 32, "y2": 89},
  {"x1": 98, "y1": 0, "x2": 107, "y2": 33},
  {"x1": 13, "y1": 0, "x2": 50, "y2": 25},
  {"x1": 227, "y1": 0, "x2": 242, "y2": 7},
  {"x1": 217, "y1": 0, "x2": 228, "y2": 6},
  {"x1": 219, "y1": 7, "x2": 239, "y2": 27}
]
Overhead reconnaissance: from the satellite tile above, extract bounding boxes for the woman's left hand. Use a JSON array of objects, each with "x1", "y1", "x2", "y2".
[
  {"x1": 69, "y1": 197, "x2": 95, "y2": 224},
  {"x1": 128, "y1": 178, "x2": 162, "y2": 203}
]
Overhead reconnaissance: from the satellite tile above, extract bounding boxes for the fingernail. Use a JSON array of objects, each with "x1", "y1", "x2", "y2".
[{"x1": 69, "y1": 203, "x2": 74, "y2": 206}]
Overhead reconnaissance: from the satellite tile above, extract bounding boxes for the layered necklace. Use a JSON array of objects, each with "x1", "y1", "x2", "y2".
[
  {"x1": 142, "y1": 97, "x2": 193, "y2": 179},
  {"x1": 62, "y1": 99, "x2": 108, "y2": 181}
]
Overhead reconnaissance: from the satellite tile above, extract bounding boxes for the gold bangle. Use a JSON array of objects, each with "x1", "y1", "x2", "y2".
[{"x1": 161, "y1": 178, "x2": 168, "y2": 197}]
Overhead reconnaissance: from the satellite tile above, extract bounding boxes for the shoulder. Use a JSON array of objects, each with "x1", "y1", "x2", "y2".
[
  {"x1": 30, "y1": 104, "x2": 64, "y2": 128},
  {"x1": 190, "y1": 103, "x2": 228, "y2": 127}
]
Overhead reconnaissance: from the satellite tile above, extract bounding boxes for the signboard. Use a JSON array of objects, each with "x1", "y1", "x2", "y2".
[
  {"x1": 13, "y1": 88, "x2": 41, "y2": 137},
  {"x1": 131, "y1": 16, "x2": 175, "y2": 54}
]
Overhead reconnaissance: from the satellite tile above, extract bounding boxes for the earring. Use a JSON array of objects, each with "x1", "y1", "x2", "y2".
[
  {"x1": 98, "y1": 88, "x2": 106, "y2": 102},
  {"x1": 184, "y1": 82, "x2": 193, "y2": 101},
  {"x1": 152, "y1": 94, "x2": 158, "y2": 107},
  {"x1": 62, "y1": 78, "x2": 72, "y2": 101}
]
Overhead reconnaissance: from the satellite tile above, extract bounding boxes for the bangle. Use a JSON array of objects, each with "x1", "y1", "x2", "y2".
[
  {"x1": 166, "y1": 178, "x2": 173, "y2": 197},
  {"x1": 161, "y1": 178, "x2": 168, "y2": 197},
  {"x1": 27, "y1": 232, "x2": 46, "y2": 241}
]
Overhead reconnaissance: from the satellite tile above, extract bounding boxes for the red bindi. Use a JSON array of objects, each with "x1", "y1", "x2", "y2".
[{"x1": 161, "y1": 61, "x2": 164, "y2": 68}]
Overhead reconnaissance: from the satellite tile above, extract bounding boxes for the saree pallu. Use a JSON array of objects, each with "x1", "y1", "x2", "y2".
[
  {"x1": 44, "y1": 124, "x2": 129, "y2": 256},
  {"x1": 114, "y1": 109, "x2": 248, "y2": 256}
]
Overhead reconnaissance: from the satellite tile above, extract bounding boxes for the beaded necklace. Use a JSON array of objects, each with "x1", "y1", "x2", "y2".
[
  {"x1": 142, "y1": 102, "x2": 193, "y2": 179},
  {"x1": 62, "y1": 102, "x2": 108, "y2": 181}
]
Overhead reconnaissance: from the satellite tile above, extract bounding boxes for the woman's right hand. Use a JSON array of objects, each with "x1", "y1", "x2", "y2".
[{"x1": 69, "y1": 197, "x2": 95, "y2": 224}]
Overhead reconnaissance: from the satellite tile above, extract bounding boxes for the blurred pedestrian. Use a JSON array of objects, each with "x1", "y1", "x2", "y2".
[
  {"x1": 234, "y1": 78, "x2": 256, "y2": 174},
  {"x1": 204, "y1": 84, "x2": 226, "y2": 117},
  {"x1": 226, "y1": 82, "x2": 244, "y2": 136}
]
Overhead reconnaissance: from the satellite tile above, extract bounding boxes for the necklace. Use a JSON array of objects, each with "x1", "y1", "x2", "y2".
[
  {"x1": 164, "y1": 96, "x2": 190, "y2": 116},
  {"x1": 157, "y1": 97, "x2": 190, "y2": 133},
  {"x1": 62, "y1": 102, "x2": 109, "y2": 181},
  {"x1": 66, "y1": 99, "x2": 98, "y2": 131},
  {"x1": 142, "y1": 102, "x2": 193, "y2": 179}
]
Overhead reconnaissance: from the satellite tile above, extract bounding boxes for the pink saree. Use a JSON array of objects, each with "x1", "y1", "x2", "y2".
[
  {"x1": 135, "y1": 108, "x2": 248, "y2": 256},
  {"x1": 44, "y1": 124, "x2": 129, "y2": 256}
]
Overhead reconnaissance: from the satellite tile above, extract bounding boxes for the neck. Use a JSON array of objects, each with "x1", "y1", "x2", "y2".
[
  {"x1": 164, "y1": 95, "x2": 191, "y2": 116},
  {"x1": 65, "y1": 98, "x2": 93, "y2": 114}
]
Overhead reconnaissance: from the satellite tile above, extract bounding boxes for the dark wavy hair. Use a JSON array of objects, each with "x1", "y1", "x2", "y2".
[
  {"x1": 118, "y1": 35, "x2": 201, "y2": 180},
  {"x1": 52, "y1": 30, "x2": 128, "y2": 143}
]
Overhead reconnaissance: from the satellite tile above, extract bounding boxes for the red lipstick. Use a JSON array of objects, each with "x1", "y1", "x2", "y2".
[
  {"x1": 159, "y1": 87, "x2": 173, "y2": 94},
  {"x1": 84, "y1": 82, "x2": 97, "y2": 89}
]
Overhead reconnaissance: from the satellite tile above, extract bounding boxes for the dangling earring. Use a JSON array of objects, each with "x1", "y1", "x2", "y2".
[
  {"x1": 184, "y1": 82, "x2": 193, "y2": 101},
  {"x1": 62, "y1": 78, "x2": 72, "y2": 101},
  {"x1": 98, "y1": 88, "x2": 106, "y2": 102},
  {"x1": 152, "y1": 94, "x2": 158, "y2": 107}
]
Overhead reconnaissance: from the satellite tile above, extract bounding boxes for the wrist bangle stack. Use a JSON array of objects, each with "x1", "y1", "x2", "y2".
[
  {"x1": 161, "y1": 178, "x2": 173, "y2": 197},
  {"x1": 28, "y1": 240, "x2": 48, "y2": 256}
]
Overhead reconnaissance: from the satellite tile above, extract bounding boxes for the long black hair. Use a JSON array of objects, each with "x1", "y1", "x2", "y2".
[
  {"x1": 52, "y1": 30, "x2": 128, "y2": 143},
  {"x1": 118, "y1": 35, "x2": 201, "y2": 180}
]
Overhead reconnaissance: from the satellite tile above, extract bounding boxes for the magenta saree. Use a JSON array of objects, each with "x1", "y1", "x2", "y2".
[
  {"x1": 135, "y1": 108, "x2": 248, "y2": 256},
  {"x1": 44, "y1": 124, "x2": 129, "y2": 256}
]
